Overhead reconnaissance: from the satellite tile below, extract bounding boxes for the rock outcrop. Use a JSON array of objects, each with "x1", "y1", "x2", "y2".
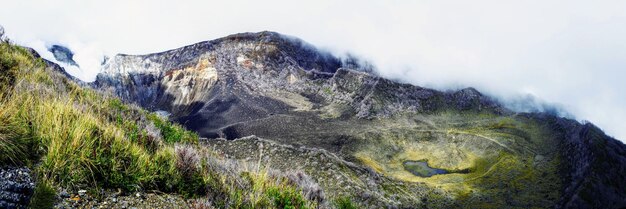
[
  {"x1": 0, "y1": 167, "x2": 34, "y2": 209},
  {"x1": 48, "y1": 45, "x2": 79, "y2": 67},
  {"x1": 549, "y1": 117, "x2": 626, "y2": 208}
]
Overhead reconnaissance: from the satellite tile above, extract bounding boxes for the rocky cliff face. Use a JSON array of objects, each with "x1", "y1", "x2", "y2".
[
  {"x1": 92, "y1": 31, "x2": 626, "y2": 208},
  {"x1": 549, "y1": 117, "x2": 626, "y2": 208},
  {"x1": 48, "y1": 45, "x2": 79, "y2": 67},
  {"x1": 95, "y1": 31, "x2": 502, "y2": 137}
]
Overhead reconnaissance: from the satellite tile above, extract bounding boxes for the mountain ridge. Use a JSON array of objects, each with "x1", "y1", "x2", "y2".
[
  {"x1": 94, "y1": 31, "x2": 507, "y2": 137},
  {"x1": 88, "y1": 31, "x2": 626, "y2": 208}
]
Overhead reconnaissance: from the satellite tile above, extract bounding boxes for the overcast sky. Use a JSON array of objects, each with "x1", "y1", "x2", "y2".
[{"x1": 1, "y1": 0, "x2": 625, "y2": 142}]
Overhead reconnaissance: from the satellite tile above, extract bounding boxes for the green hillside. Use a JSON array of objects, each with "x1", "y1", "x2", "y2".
[{"x1": 0, "y1": 37, "x2": 331, "y2": 209}]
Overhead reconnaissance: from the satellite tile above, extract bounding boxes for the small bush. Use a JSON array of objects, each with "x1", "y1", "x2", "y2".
[
  {"x1": 173, "y1": 144, "x2": 206, "y2": 197},
  {"x1": 141, "y1": 121, "x2": 163, "y2": 152},
  {"x1": 175, "y1": 144, "x2": 200, "y2": 177}
]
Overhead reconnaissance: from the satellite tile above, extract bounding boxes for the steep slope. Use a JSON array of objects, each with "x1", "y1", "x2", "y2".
[
  {"x1": 0, "y1": 36, "x2": 329, "y2": 208},
  {"x1": 93, "y1": 31, "x2": 626, "y2": 208}
]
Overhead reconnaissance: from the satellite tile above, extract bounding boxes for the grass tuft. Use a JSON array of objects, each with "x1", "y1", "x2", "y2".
[
  {"x1": 335, "y1": 196, "x2": 358, "y2": 209},
  {"x1": 28, "y1": 180, "x2": 56, "y2": 209}
]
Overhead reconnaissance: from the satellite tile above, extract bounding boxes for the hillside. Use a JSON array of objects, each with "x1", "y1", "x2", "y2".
[
  {"x1": 1, "y1": 31, "x2": 625, "y2": 208},
  {"x1": 0, "y1": 35, "x2": 333, "y2": 209}
]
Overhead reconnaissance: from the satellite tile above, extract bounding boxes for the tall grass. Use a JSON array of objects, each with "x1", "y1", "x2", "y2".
[
  {"x1": 0, "y1": 41, "x2": 42, "y2": 165},
  {"x1": 199, "y1": 155, "x2": 322, "y2": 208},
  {"x1": 0, "y1": 40, "x2": 320, "y2": 208}
]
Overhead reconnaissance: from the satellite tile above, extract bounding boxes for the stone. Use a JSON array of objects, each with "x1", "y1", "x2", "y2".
[
  {"x1": 0, "y1": 167, "x2": 35, "y2": 209},
  {"x1": 59, "y1": 190, "x2": 70, "y2": 198}
]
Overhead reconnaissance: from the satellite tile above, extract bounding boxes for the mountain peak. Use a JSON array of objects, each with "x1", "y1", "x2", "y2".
[
  {"x1": 94, "y1": 31, "x2": 505, "y2": 137},
  {"x1": 221, "y1": 31, "x2": 343, "y2": 73},
  {"x1": 105, "y1": 31, "x2": 343, "y2": 76}
]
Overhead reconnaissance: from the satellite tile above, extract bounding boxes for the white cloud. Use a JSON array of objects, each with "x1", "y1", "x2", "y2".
[{"x1": 1, "y1": 0, "x2": 625, "y2": 141}]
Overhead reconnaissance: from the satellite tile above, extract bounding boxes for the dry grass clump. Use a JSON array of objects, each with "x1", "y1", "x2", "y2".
[
  {"x1": 144, "y1": 121, "x2": 163, "y2": 148},
  {"x1": 175, "y1": 144, "x2": 201, "y2": 177},
  {"x1": 283, "y1": 170, "x2": 326, "y2": 204}
]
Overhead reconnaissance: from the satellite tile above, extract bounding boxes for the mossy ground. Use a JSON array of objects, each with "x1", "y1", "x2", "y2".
[
  {"x1": 199, "y1": 103, "x2": 566, "y2": 208},
  {"x1": 350, "y1": 112, "x2": 563, "y2": 208}
]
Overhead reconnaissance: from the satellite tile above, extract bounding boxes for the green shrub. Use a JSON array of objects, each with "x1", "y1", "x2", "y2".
[{"x1": 267, "y1": 187, "x2": 307, "y2": 209}]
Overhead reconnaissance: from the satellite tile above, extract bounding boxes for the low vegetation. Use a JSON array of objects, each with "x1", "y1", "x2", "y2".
[
  {"x1": 0, "y1": 34, "x2": 321, "y2": 208},
  {"x1": 28, "y1": 180, "x2": 56, "y2": 209}
]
